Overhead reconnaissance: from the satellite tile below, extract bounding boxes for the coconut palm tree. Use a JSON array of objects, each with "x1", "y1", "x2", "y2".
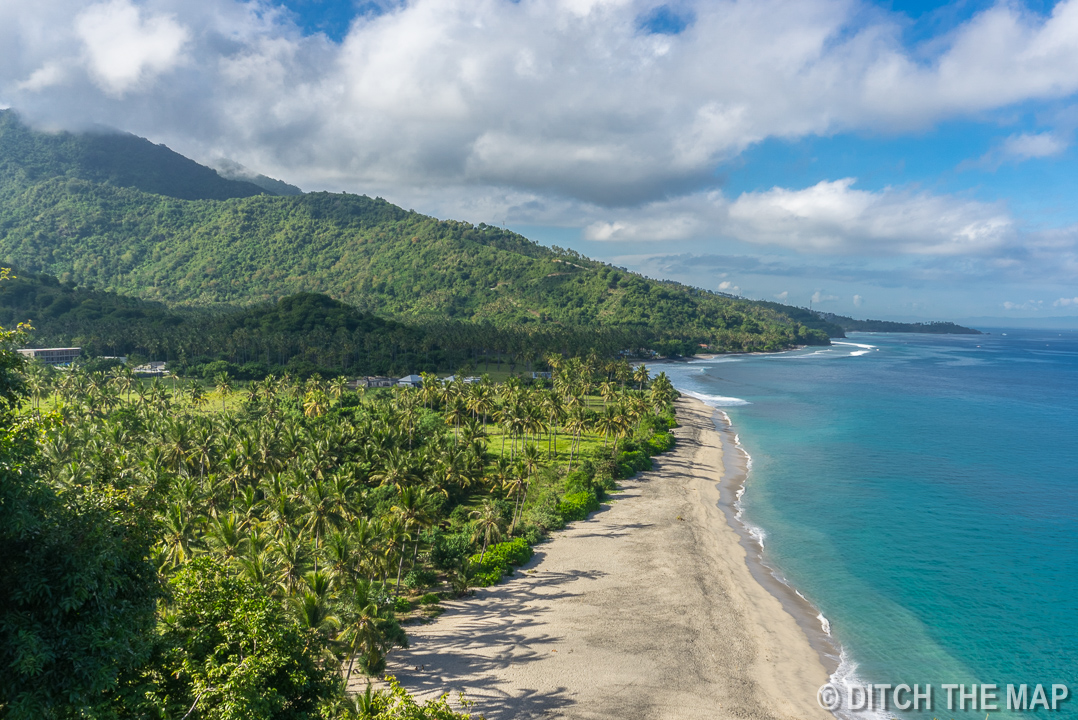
[
  {"x1": 470, "y1": 500, "x2": 505, "y2": 564},
  {"x1": 341, "y1": 579, "x2": 394, "y2": 681},
  {"x1": 214, "y1": 371, "x2": 233, "y2": 411},
  {"x1": 633, "y1": 364, "x2": 650, "y2": 391}
]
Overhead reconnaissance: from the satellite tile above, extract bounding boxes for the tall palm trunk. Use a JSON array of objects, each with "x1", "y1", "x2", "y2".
[{"x1": 394, "y1": 538, "x2": 407, "y2": 596}]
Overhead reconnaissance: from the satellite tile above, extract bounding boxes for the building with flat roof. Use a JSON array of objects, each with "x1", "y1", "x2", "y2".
[
  {"x1": 132, "y1": 361, "x2": 168, "y2": 376},
  {"x1": 17, "y1": 347, "x2": 81, "y2": 365}
]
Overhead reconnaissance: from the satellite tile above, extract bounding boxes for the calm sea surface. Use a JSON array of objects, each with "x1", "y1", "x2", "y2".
[{"x1": 659, "y1": 330, "x2": 1078, "y2": 719}]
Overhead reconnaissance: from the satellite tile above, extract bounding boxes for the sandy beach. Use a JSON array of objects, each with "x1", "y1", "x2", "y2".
[{"x1": 377, "y1": 397, "x2": 833, "y2": 719}]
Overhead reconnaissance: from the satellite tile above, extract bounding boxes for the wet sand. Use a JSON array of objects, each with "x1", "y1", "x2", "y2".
[{"x1": 377, "y1": 397, "x2": 833, "y2": 719}]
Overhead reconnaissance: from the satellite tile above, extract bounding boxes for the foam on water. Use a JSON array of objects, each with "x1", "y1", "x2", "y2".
[{"x1": 681, "y1": 389, "x2": 751, "y2": 407}]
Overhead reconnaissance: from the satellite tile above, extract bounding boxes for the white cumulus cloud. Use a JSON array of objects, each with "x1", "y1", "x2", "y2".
[
  {"x1": 581, "y1": 178, "x2": 1016, "y2": 257},
  {"x1": 75, "y1": 0, "x2": 189, "y2": 96},
  {"x1": 4, "y1": 0, "x2": 1078, "y2": 202},
  {"x1": 727, "y1": 179, "x2": 1013, "y2": 255},
  {"x1": 2, "y1": 0, "x2": 1078, "y2": 283},
  {"x1": 811, "y1": 290, "x2": 838, "y2": 303},
  {"x1": 1054, "y1": 296, "x2": 1078, "y2": 306},
  {"x1": 1001, "y1": 132, "x2": 1069, "y2": 160}
]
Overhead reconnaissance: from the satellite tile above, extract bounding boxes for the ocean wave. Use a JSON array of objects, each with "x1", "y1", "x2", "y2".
[
  {"x1": 827, "y1": 650, "x2": 894, "y2": 720},
  {"x1": 832, "y1": 341, "x2": 877, "y2": 358},
  {"x1": 682, "y1": 389, "x2": 751, "y2": 406}
]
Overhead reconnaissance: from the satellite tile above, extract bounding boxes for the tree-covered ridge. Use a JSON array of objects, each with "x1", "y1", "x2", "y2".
[
  {"x1": 0, "y1": 271, "x2": 706, "y2": 376},
  {"x1": 0, "y1": 110, "x2": 269, "y2": 201},
  {"x1": 815, "y1": 312, "x2": 982, "y2": 334},
  {"x1": 0, "y1": 112, "x2": 829, "y2": 353},
  {"x1": 0, "y1": 177, "x2": 827, "y2": 351}
]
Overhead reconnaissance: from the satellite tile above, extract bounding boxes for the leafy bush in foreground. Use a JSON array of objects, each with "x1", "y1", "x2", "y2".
[{"x1": 467, "y1": 538, "x2": 534, "y2": 587}]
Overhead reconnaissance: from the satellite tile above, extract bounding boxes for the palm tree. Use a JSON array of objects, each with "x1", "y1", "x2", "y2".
[
  {"x1": 633, "y1": 364, "x2": 650, "y2": 391},
  {"x1": 159, "y1": 505, "x2": 198, "y2": 568},
  {"x1": 291, "y1": 589, "x2": 341, "y2": 660},
  {"x1": 341, "y1": 579, "x2": 393, "y2": 681},
  {"x1": 470, "y1": 499, "x2": 505, "y2": 564},
  {"x1": 214, "y1": 371, "x2": 233, "y2": 412},
  {"x1": 298, "y1": 479, "x2": 347, "y2": 570},
  {"x1": 390, "y1": 486, "x2": 433, "y2": 595},
  {"x1": 598, "y1": 380, "x2": 617, "y2": 404},
  {"x1": 370, "y1": 449, "x2": 416, "y2": 493},
  {"x1": 501, "y1": 462, "x2": 528, "y2": 535},
  {"x1": 304, "y1": 389, "x2": 329, "y2": 417},
  {"x1": 564, "y1": 407, "x2": 590, "y2": 471},
  {"x1": 272, "y1": 531, "x2": 309, "y2": 595},
  {"x1": 445, "y1": 396, "x2": 468, "y2": 443},
  {"x1": 328, "y1": 376, "x2": 349, "y2": 403},
  {"x1": 204, "y1": 512, "x2": 248, "y2": 561}
]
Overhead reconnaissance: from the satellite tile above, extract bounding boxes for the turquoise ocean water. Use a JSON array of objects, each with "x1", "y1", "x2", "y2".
[{"x1": 658, "y1": 330, "x2": 1078, "y2": 719}]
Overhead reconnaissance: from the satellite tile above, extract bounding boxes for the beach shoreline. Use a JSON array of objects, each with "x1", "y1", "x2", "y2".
[
  {"x1": 375, "y1": 396, "x2": 833, "y2": 719},
  {"x1": 707, "y1": 405, "x2": 843, "y2": 677}
]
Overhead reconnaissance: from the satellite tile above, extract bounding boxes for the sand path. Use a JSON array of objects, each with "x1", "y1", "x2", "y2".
[{"x1": 377, "y1": 397, "x2": 832, "y2": 720}]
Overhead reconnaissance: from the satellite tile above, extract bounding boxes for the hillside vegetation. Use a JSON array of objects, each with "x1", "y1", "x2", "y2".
[
  {"x1": 0, "y1": 270, "x2": 700, "y2": 376},
  {"x1": 0, "y1": 111, "x2": 828, "y2": 354},
  {"x1": 816, "y1": 312, "x2": 982, "y2": 335}
]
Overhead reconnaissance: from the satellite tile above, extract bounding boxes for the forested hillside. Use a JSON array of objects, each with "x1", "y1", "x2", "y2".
[
  {"x1": 0, "y1": 270, "x2": 703, "y2": 376},
  {"x1": 0, "y1": 110, "x2": 270, "y2": 201},
  {"x1": 0, "y1": 111, "x2": 829, "y2": 354},
  {"x1": 815, "y1": 312, "x2": 982, "y2": 334}
]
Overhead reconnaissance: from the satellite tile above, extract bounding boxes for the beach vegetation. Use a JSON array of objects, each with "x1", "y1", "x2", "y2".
[{"x1": 1, "y1": 299, "x2": 678, "y2": 717}]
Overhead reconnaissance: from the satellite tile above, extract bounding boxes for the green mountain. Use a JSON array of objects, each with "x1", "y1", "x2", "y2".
[
  {"x1": 0, "y1": 110, "x2": 830, "y2": 353},
  {"x1": 0, "y1": 111, "x2": 273, "y2": 201}
]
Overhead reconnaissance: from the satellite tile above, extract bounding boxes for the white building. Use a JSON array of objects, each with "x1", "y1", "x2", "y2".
[{"x1": 17, "y1": 347, "x2": 81, "y2": 365}]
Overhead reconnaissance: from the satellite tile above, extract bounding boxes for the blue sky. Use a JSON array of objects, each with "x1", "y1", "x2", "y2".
[{"x1": 3, "y1": 0, "x2": 1078, "y2": 321}]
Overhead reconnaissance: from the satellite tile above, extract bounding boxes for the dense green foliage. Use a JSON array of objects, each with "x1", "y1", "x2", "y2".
[
  {"x1": 0, "y1": 111, "x2": 829, "y2": 354},
  {"x1": 816, "y1": 311, "x2": 982, "y2": 334},
  {"x1": 467, "y1": 538, "x2": 534, "y2": 587},
  {"x1": 4, "y1": 339, "x2": 678, "y2": 717},
  {"x1": 0, "y1": 271, "x2": 675, "y2": 376},
  {"x1": 130, "y1": 559, "x2": 339, "y2": 720},
  {"x1": 0, "y1": 319, "x2": 158, "y2": 719}
]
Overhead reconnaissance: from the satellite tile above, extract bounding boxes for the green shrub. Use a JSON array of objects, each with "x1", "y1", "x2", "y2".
[
  {"x1": 403, "y1": 568, "x2": 437, "y2": 590},
  {"x1": 466, "y1": 538, "x2": 535, "y2": 587},
  {"x1": 487, "y1": 537, "x2": 533, "y2": 567},
  {"x1": 522, "y1": 525, "x2": 544, "y2": 545},
  {"x1": 428, "y1": 531, "x2": 473, "y2": 570},
  {"x1": 393, "y1": 597, "x2": 413, "y2": 613},
  {"x1": 558, "y1": 490, "x2": 600, "y2": 522},
  {"x1": 620, "y1": 450, "x2": 652, "y2": 473},
  {"x1": 648, "y1": 432, "x2": 674, "y2": 454},
  {"x1": 524, "y1": 501, "x2": 565, "y2": 532},
  {"x1": 595, "y1": 472, "x2": 617, "y2": 493},
  {"x1": 418, "y1": 593, "x2": 441, "y2": 606},
  {"x1": 563, "y1": 470, "x2": 591, "y2": 495},
  {"x1": 469, "y1": 567, "x2": 503, "y2": 587}
]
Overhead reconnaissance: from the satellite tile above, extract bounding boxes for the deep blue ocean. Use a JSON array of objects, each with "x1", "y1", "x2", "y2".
[{"x1": 659, "y1": 330, "x2": 1078, "y2": 719}]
